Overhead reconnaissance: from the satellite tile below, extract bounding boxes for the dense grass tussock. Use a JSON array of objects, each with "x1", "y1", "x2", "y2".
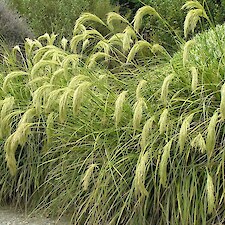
[{"x1": 0, "y1": 1, "x2": 225, "y2": 224}]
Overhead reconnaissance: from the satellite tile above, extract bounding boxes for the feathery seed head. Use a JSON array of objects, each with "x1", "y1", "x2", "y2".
[
  {"x1": 87, "y1": 52, "x2": 110, "y2": 68},
  {"x1": 3, "y1": 71, "x2": 28, "y2": 92},
  {"x1": 190, "y1": 67, "x2": 198, "y2": 91},
  {"x1": 0, "y1": 110, "x2": 23, "y2": 139},
  {"x1": 73, "y1": 24, "x2": 86, "y2": 36},
  {"x1": 123, "y1": 26, "x2": 136, "y2": 52},
  {"x1": 179, "y1": 113, "x2": 194, "y2": 153},
  {"x1": 133, "y1": 98, "x2": 147, "y2": 131},
  {"x1": 183, "y1": 39, "x2": 195, "y2": 66},
  {"x1": 136, "y1": 80, "x2": 147, "y2": 100},
  {"x1": 206, "y1": 172, "x2": 215, "y2": 214},
  {"x1": 134, "y1": 6, "x2": 161, "y2": 32},
  {"x1": 38, "y1": 33, "x2": 58, "y2": 45},
  {"x1": 82, "y1": 164, "x2": 97, "y2": 191},
  {"x1": 191, "y1": 133, "x2": 206, "y2": 153},
  {"x1": 84, "y1": 29, "x2": 104, "y2": 39},
  {"x1": 161, "y1": 74, "x2": 174, "y2": 106},
  {"x1": 74, "y1": 13, "x2": 106, "y2": 31},
  {"x1": 68, "y1": 75, "x2": 89, "y2": 89},
  {"x1": 15, "y1": 123, "x2": 32, "y2": 146},
  {"x1": 50, "y1": 69, "x2": 64, "y2": 84},
  {"x1": 4, "y1": 134, "x2": 19, "y2": 176},
  {"x1": 151, "y1": 44, "x2": 168, "y2": 56},
  {"x1": 140, "y1": 116, "x2": 155, "y2": 150},
  {"x1": 183, "y1": 9, "x2": 208, "y2": 38},
  {"x1": 19, "y1": 108, "x2": 36, "y2": 126},
  {"x1": 181, "y1": 1, "x2": 205, "y2": 11},
  {"x1": 159, "y1": 139, "x2": 173, "y2": 187},
  {"x1": 126, "y1": 40, "x2": 152, "y2": 63},
  {"x1": 30, "y1": 60, "x2": 58, "y2": 79},
  {"x1": 32, "y1": 84, "x2": 53, "y2": 115},
  {"x1": 95, "y1": 40, "x2": 110, "y2": 56},
  {"x1": 134, "y1": 151, "x2": 149, "y2": 196},
  {"x1": 70, "y1": 34, "x2": 85, "y2": 53},
  {"x1": 45, "y1": 89, "x2": 64, "y2": 113},
  {"x1": 159, "y1": 109, "x2": 169, "y2": 135},
  {"x1": 114, "y1": 91, "x2": 128, "y2": 126},
  {"x1": 5, "y1": 122, "x2": 32, "y2": 176},
  {"x1": 82, "y1": 39, "x2": 90, "y2": 51},
  {"x1": 107, "y1": 12, "x2": 129, "y2": 30},
  {"x1": 109, "y1": 33, "x2": 124, "y2": 47},
  {"x1": 73, "y1": 81, "x2": 91, "y2": 115},
  {"x1": 61, "y1": 37, "x2": 68, "y2": 51},
  {"x1": 1, "y1": 97, "x2": 14, "y2": 121}
]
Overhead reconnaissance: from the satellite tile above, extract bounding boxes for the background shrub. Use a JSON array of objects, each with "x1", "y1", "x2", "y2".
[
  {"x1": 0, "y1": 1, "x2": 33, "y2": 47},
  {"x1": 9, "y1": 0, "x2": 119, "y2": 39},
  {"x1": 111, "y1": 0, "x2": 225, "y2": 53}
]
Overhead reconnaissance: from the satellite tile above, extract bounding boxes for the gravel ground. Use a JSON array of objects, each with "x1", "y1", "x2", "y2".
[{"x1": 0, "y1": 207, "x2": 69, "y2": 225}]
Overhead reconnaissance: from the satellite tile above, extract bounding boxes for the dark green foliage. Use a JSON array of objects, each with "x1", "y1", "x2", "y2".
[
  {"x1": 111, "y1": 0, "x2": 225, "y2": 53},
  {"x1": 9, "y1": 0, "x2": 119, "y2": 38}
]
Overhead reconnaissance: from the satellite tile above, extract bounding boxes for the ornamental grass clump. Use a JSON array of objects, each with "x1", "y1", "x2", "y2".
[{"x1": 0, "y1": 1, "x2": 224, "y2": 224}]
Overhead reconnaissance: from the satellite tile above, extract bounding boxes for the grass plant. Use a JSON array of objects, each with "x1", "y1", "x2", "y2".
[{"x1": 0, "y1": 1, "x2": 224, "y2": 224}]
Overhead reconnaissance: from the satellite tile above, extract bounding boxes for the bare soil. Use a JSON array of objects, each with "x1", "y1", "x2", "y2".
[{"x1": 0, "y1": 207, "x2": 69, "y2": 225}]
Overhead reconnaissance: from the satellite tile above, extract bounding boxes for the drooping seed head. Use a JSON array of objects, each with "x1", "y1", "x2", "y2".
[
  {"x1": 87, "y1": 52, "x2": 110, "y2": 68},
  {"x1": 159, "y1": 108, "x2": 169, "y2": 135},
  {"x1": 5, "y1": 122, "x2": 32, "y2": 176},
  {"x1": 70, "y1": 34, "x2": 85, "y2": 53},
  {"x1": 134, "y1": 151, "x2": 149, "y2": 196},
  {"x1": 123, "y1": 26, "x2": 136, "y2": 52},
  {"x1": 140, "y1": 116, "x2": 155, "y2": 150},
  {"x1": 190, "y1": 66, "x2": 198, "y2": 92},
  {"x1": 181, "y1": 1, "x2": 205, "y2": 11},
  {"x1": 1, "y1": 97, "x2": 14, "y2": 121},
  {"x1": 95, "y1": 40, "x2": 110, "y2": 57},
  {"x1": 61, "y1": 37, "x2": 68, "y2": 51},
  {"x1": 38, "y1": 33, "x2": 58, "y2": 45},
  {"x1": 3, "y1": 71, "x2": 28, "y2": 92},
  {"x1": 184, "y1": 9, "x2": 207, "y2": 38},
  {"x1": 32, "y1": 84, "x2": 53, "y2": 115},
  {"x1": 182, "y1": 1, "x2": 208, "y2": 38},
  {"x1": 45, "y1": 89, "x2": 64, "y2": 114},
  {"x1": 133, "y1": 98, "x2": 147, "y2": 131},
  {"x1": 4, "y1": 134, "x2": 18, "y2": 176},
  {"x1": 206, "y1": 172, "x2": 215, "y2": 214},
  {"x1": 159, "y1": 139, "x2": 173, "y2": 187},
  {"x1": 82, "y1": 164, "x2": 97, "y2": 191},
  {"x1": 107, "y1": 12, "x2": 129, "y2": 30},
  {"x1": 73, "y1": 81, "x2": 91, "y2": 115},
  {"x1": 183, "y1": 39, "x2": 195, "y2": 66},
  {"x1": 18, "y1": 107, "x2": 36, "y2": 126},
  {"x1": 126, "y1": 40, "x2": 152, "y2": 63},
  {"x1": 74, "y1": 13, "x2": 106, "y2": 31},
  {"x1": 114, "y1": 91, "x2": 128, "y2": 126},
  {"x1": 160, "y1": 74, "x2": 174, "y2": 106},
  {"x1": 134, "y1": 6, "x2": 161, "y2": 33},
  {"x1": 136, "y1": 80, "x2": 147, "y2": 100},
  {"x1": 179, "y1": 113, "x2": 194, "y2": 153},
  {"x1": 191, "y1": 133, "x2": 206, "y2": 153}
]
